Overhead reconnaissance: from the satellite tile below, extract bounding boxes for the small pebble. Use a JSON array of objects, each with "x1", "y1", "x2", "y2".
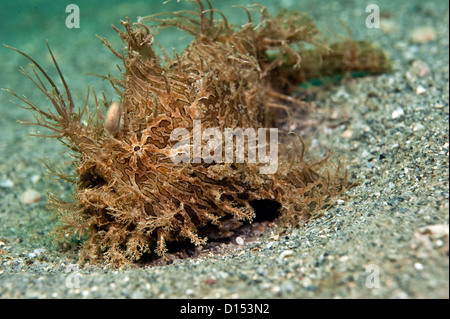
[
  {"x1": 279, "y1": 250, "x2": 294, "y2": 260},
  {"x1": 417, "y1": 224, "x2": 449, "y2": 237},
  {"x1": 409, "y1": 60, "x2": 430, "y2": 77},
  {"x1": 413, "y1": 123, "x2": 425, "y2": 132},
  {"x1": 342, "y1": 130, "x2": 353, "y2": 139},
  {"x1": 185, "y1": 289, "x2": 194, "y2": 295},
  {"x1": 266, "y1": 241, "x2": 276, "y2": 249},
  {"x1": 301, "y1": 277, "x2": 313, "y2": 288},
  {"x1": 410, "y1": 26, "x2": 437, "y2": 43},
  {"x1": 381, "y1": 19, "x2": 396, "y2": 34},
  {"x1": 414, "y1": 262, "x2": 424, "y2": 271},
  {"x1": 31, "y1": 174, "x2": 41, "y2": 184},
  {"x1": 395, "y1": 291, "x2": 409, "y2": 299},
  {"x1": 391, "y1": 107, "x2": 405, "y2": 119},
  {"x1": 33, "y1": 248, "x2": 46, "y2": 256},
  {"x1": 20, "y1": 189, "x2": 42, "y2": 204},
  {"x1": 416, "y1": 85, "x2": 427, "y2": 95},
  {"x1": 435, "y1": 239, "x2": 444, "y2": 247},
  {"x1": 271, "y1": 286, "x2": 281, "y2": 293},
  {"x1": 0, "y1": 178, "x2": 14, "y2": 188},
  {"x1": 236, "y1": 237, "x2": 244, "y2": 245}
]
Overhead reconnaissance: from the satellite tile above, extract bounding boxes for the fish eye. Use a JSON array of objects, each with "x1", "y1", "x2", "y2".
[{"x1": 134, "y1": 145, "x2": 141, "y2": 152}]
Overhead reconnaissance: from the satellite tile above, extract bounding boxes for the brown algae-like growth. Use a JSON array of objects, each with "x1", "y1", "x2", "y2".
[{"x1": 6, "y1": 1, "x2": 391, "y2": 266}]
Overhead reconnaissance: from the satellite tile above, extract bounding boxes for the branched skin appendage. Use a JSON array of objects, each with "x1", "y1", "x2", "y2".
[{"x1": 7, "y1": 1, "x2": 391, "y2": 266}]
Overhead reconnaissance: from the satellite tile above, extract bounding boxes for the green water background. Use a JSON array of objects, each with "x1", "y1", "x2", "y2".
[{"x1": 0, "y1": 0, "x2": 448, "y2": 298}]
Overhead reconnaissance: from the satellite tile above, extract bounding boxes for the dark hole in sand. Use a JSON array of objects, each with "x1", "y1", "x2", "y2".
[
  {"x1": 138, "y1": 200, "x2": 281, "y2": 266},
  {"x1": 249, "y1": 199, "x2": 281, "y2": 222}
]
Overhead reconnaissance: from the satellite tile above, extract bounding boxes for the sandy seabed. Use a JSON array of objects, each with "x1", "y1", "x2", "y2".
[{"x1": 0, "y1": 0, "x2": 448, "y2": 299}]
